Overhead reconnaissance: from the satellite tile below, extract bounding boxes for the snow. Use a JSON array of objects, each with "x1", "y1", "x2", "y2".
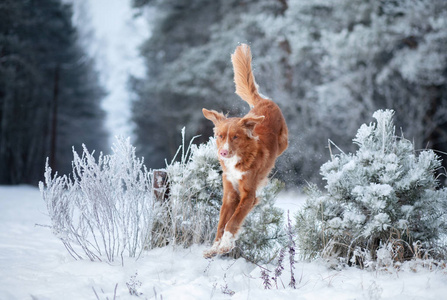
[
  {"x1": 1, "y1": 185, "x2": 447, "y2": 299},
  {"x1": 274, "y1": 190, "x2": 306, "y2": 216}
]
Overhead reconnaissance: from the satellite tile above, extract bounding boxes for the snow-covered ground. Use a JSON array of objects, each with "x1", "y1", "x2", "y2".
[{"x1": 1, "y1": 185, "x2": 446, "y2": 299}]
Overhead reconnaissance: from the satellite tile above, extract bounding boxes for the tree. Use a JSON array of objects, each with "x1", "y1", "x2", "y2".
[
  {"x1": 269, "y1": 0, "x2": 447, "y2": 184},
  {"x1": 0, "y1": 0, "x2": 107, "y2": 184},
  {"x1": 131, "y1": 0, "x2": 447, "y2": 185}
]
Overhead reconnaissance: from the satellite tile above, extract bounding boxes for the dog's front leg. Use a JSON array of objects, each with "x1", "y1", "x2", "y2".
[
  {"x1": 217, "y1": 180, "x2": 257, "y2": 255},
  {"x1": 203, "y1": 177, "x2": 239, "y2": 258}
]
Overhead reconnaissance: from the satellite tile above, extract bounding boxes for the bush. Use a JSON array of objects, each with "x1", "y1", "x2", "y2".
[
  {"x1": 152, "y1": 130, "x2": 223, "y2": 248},
  {"x1": 295, "y1": 110, "x2": 447, "y2": 266},
  {"x1": 40, "y1": 130, "x2": 285, "y2": 264},
  {"x1": 163, "y1": 128, "x2": 285, "y2": 263},
  {"x1": 40, "y1": 137, "x2": 154, "y2": 263},
  {"x1": 232, "y1": 179, "x2": 285, "y2": 263}
]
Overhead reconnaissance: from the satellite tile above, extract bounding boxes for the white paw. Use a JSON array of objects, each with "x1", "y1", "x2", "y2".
[
  {"x1": 217, "y1": 231, "x2": 237, "y2": 254},
  {"x1": 203, "y1": 240, "x2": 220, "y2": 258}
]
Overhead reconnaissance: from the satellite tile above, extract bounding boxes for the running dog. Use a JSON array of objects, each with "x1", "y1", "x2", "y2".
[{"x1": 202, "y1": 44, "x2": 288, "y2": 258}]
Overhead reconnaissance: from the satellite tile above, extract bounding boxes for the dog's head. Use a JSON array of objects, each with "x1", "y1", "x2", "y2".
[{"x1": 202, "y1": 108, "x2": 264, "y2": 160}]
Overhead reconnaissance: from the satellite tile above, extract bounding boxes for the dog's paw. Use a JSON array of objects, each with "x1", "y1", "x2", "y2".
[
  {"x1": 203, "y1": 240, "x2": 220, "y2": 258},
  {"x1": 217, "y1": 231, "x2": 236, "y2": 254},
  {"x1": 203, "y1": 249, "x2": 218, "y2": 259}
]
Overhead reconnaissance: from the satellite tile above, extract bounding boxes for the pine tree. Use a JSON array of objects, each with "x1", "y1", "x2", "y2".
[{"x1": 0, "y1": 0, "x2": 107, "y2": 184}]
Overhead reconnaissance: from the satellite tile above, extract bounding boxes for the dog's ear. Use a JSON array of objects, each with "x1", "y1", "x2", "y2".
[
  {"x1": 239, "y1": 114, "x2": 265, "y2": 137},
  {"x1": 202, "y1": 108, "x2": 226, "y2": 125}
]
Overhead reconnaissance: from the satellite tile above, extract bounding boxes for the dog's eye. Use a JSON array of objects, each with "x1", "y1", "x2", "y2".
[
  {"x1": 233, "y1": 135, "x2": 238, "y2": 140},
  {"x1": 218, "y1": 135, "x2": 223, "y2": 139}
]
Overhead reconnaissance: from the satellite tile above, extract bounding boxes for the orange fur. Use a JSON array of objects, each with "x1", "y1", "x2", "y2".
[{"x1": 202, "y1": 44, "x2": 288, "y2": 258}]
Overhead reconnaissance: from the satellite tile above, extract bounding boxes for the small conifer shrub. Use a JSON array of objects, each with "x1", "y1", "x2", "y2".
[
  {"x1": 296, "y1": 110, "x2": 447, "y2": 265},
  {"x1": 163, "y1": 129, "x2": 285, "y2": 263}
]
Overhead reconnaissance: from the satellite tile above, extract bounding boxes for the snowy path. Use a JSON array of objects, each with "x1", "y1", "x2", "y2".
[{"x1": 1, "y1": 185, "x2": 446, "y2": 299}]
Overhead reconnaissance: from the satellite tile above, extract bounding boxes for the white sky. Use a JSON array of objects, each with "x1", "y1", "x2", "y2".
[{"x1": 69, "y1": 0, "x2": 151, "y2": 145}]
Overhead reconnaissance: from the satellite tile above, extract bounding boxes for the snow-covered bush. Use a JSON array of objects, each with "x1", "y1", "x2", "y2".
[
  {"x1": 40, "y1": 137, "x2": 155, "y2": 263},
  {"x1": 155, "y1": 129, "x2": 223, "y2": 247},
  {"x1": 295, "y1": 110, "x2": 447, "y2": 266},
  {"x1": 233, "y1": 179, "x2": 285, "y2": 263},
  {"x1": 41, "y1": 130, "x2": 285, "y2": 264},
  {"x1": 162, "y1": 128, "x2": 285, "y2": 263}
]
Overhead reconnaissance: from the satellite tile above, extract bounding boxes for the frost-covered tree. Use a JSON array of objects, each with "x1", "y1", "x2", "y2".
[
  {"x1": 295, "y1": 110, "x2": 447, "y2": 264},
  {"x1": 264, "y1": 0, "x2": 447, "y2": 184},
  {"x1": 131, "y1": 0, "x2": 447, "y2": 186}
]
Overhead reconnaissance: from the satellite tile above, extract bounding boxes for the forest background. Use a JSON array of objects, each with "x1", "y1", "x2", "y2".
[{"x1": 1, "y1": 0, "x2": 447, "y2": 187}]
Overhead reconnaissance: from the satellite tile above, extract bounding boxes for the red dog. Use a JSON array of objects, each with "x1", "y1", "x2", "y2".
[{"x1": 202, "y1": 44, "x2": 288, "y2": 258}]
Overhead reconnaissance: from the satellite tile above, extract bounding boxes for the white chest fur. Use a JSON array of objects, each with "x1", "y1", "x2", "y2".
[{"x1": 223, "y1": 155, "x2": 245, "y2": 190}]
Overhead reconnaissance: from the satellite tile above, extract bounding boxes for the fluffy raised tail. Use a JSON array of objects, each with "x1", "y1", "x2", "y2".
[{"x1": 231, "y1": 43, "x2": 261, "y2": 107}]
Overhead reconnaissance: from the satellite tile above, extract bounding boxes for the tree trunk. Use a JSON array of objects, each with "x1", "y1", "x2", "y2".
[{"x1": 49, "y1": 65, "x2": 60, "y2": 173}]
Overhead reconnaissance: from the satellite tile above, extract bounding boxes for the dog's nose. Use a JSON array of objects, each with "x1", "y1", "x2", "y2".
[{"x1": 219, "y1": 149, "x2": 229, "y2": 158}]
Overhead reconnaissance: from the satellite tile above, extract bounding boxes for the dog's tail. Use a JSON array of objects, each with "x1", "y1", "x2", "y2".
[{"x1": 231, "y1": 44, "x2": 261, "y2": 107}]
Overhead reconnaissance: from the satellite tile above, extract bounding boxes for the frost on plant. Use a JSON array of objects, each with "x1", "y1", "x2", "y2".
[
  {"x1": 157, "y1": 131, "x2": 223, "y2": 247},
  {"x1": 126, "y1": 272, "x2": 143, "y2": 296},
  {"x1": 234, "y1": 178, "x2": 285, "y2": 263},
  {"x1": 39, "y1": 137, "x2": 155, "y2": 263},
  {"x1": 40, "y1": 130, "x2": 285, "y2": 264},
  {"x1": 295, "y1": 109, "x2": 447, "y2": 265}
]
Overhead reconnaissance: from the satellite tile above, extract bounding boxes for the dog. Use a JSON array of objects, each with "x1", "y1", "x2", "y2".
[{"x1": 202, "y1": 43, "x2": 288, "y2": 258}]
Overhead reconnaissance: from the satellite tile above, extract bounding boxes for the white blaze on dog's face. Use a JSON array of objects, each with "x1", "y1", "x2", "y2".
[{"x1": 202, "y1": 108, "x2": 264, "y2": 160}]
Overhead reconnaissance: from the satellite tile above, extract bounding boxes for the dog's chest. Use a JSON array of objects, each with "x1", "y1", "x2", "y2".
[{"x1": 223, "y1": 156, "x2": 245, "y2": 189}]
